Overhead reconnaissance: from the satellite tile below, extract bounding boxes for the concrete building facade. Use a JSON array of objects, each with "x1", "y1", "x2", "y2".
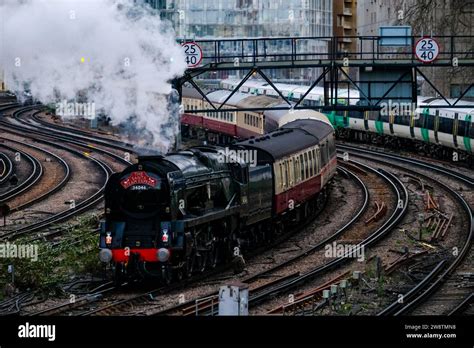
[
  {"x1": 333, "y1": 0, "x2": 358, "y2": 52},
  {"x1": 357, "y1": 0, "x2": 474, "y2": 98}
]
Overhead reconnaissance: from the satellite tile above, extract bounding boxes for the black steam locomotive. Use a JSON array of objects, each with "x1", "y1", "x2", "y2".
[{"x1": 99, "y1": 117, "x2": 337, "y2": 282}]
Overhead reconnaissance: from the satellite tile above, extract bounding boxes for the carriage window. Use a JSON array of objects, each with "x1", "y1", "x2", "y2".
[
  {"x1": 313, "y1": 149, "x2": 317, "y2": 174},
  {"x1": 415, "y1": 111, "x2": 425, "y2": 128},
  {"x1": 304, "y1": 152, "x2": 309, "y2": 178},
  {"x1": 294, "y1": 158, "x2": 298, "y2": 183},
  {"x1": 321, "y1": 143, "x2": 328, "y2": 166},
  {"x1": 315, "y1": 149, "x2": 319, "y2": 173},
  {"x1": 425, "y1": 114, "x2": 435, "y2": 130},
  {"x1": 308, "y1": 151, "x2": 313, "y2": 177},
  {"x1": 368, "y1": 111, "x2": 379, "y2": 121},
  {"x1": 295, "y1": 156, "x2": 301, "y2": 182},
  {"x1": 315, "y1": 148, "x2": 320, "y2": 172},
  {"x1": 438, "y1": 116, "x2": 453, "y2": 134},
  {"x1": 300, "y1": 154, "x2": 304, "y2": 180},
  {"x1": 458, "y1": 120, "x2": 468, "y2": 137},
  {"x1": 379, "y1": 112, "x2": 390, "y2": 123},
  {"x1": 290, "y1": 158, "x2": 295, "y2": 185},
  {"x1": 284, "y1": 161, "x2": 289, "y2": 187},
  {"x1": 395, "y1": 114, "x2": 411, "y2": 126},
  {"x1": 279, "y1": 163, "x2": 284, "y2": 189}
]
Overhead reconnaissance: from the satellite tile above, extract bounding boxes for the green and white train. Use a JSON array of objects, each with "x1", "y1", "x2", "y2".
[{"x1": 219, "y1": 79, "x2": 474, "y2": 162}]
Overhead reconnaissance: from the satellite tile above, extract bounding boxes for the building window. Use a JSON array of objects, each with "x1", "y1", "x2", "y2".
[{"x1": 451, "y1": 84, "x2": 474, "y2": 98}]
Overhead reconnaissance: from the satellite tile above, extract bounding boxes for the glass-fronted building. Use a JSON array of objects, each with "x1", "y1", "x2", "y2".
[
  {"x1": 145, "y1": 0, "x2": 333, "y2": 83},
  {"x1": 147, "y1": 0, "x2": 332, "y2": 39}
]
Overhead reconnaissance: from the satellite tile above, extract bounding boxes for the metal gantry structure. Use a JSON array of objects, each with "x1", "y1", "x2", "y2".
[{"x1": 174, "y1": 35, "x2": 474, "y2": 114}]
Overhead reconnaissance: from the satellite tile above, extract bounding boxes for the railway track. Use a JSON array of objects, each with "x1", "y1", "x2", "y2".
[
  {"x1": 26, "y1": 164, "x2": 362, "y2": 316},
  {"x1": 0, "y1": 106, "x2": 133, "y2": 166},
  {"x1": 30, "y1": 111, "x2": 134, "y2": 151},
  {"x1": 0, "y1": 138, "x2": 71, "y2": 213},
  {"x1": 2, "y1": 100, "x2": 470, "y2": 318},
  {"x1": 0, "y1": 105, "x2": 131, "y2": 239},
  {"x1": 124, "y1": 162, "x2": 402, "y2": 317},
  {"x1": 2, "y1": 109, "x2": 133, "y2": 163},
  {"x1": 5, "y1": 104, "x2": 134, "y2": 154},
  {"x1": 338, "y1": 146, "x2": 473, "y2": 316},
  {"x1": 148, "y1": 162, "x2": 407, "y2": 315},
  {"x1": 245, "y1": 162, "x2": 407, "y2": 314},
  {"x1": 448, "y1": 292, "x2": 474, "y2": 315},
  {"x1": 0, "y1": 279, "x2": 115, "y2": 316},
  {"x1": 0, "y1": 105, "x2": 135, "y2": 166},
  {"x1": 0, "y1": 138, "x2": 110, "y2": 240},
  {"x1": 337, "y1": 144, "x2": 474, "y2": 187},
  {"x1": 0, "y1": 143, "x2": 43, "y2": 203},
  {"x1": 0, "y1": 151, "x2": 13, "y2": 184}
]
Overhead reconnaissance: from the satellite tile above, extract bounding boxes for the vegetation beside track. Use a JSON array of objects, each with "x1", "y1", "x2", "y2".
[{"x1": 0, "y1": 214, "x2": 102, "y2": 300}]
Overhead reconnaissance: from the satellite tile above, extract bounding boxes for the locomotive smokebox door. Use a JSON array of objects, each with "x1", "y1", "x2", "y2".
[{"x1": 218, "y1": 282, "x2": 249, "y2": 316}]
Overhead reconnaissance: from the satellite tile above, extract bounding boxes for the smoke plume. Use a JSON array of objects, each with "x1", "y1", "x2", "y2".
[{"x1": 0, "y1": 0, "x2": 186, "y2": 151}]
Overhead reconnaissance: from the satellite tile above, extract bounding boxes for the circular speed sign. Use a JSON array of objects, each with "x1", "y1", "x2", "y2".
[
  {"x1": 181, "y1": 42, "x2": 203, "y2": 68},
  {"x1": 415, "y1": 37, "x2": 440, "y2": 63}
]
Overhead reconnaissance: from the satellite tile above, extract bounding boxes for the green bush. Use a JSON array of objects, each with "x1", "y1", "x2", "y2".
[{"x1": 0, "y1": 214, "x2": 102, "y2": 299}]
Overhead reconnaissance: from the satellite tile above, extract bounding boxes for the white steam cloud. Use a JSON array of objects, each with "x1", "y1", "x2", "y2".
[{"x1": 0, "y1": 0, "x2": 187, "y2": 151}]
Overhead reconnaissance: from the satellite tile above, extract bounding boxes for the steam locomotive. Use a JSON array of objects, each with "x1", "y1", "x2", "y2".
[{"x1": 99, "y1": 117, "x2": 337, "y2": 282}]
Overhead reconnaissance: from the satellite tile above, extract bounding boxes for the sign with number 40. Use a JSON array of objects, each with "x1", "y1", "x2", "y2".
[
  {"x1": 182, "y1": 42, "x2": 203, "y2": 68},
  {"x1": 415, "y1": 37, "x2": 440, "y2": 63}
]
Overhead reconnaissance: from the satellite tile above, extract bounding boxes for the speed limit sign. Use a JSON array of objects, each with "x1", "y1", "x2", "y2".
[
  {"x1": 182, "y1": 42, "x2": 203, "y2": 68},
  {"x1": 415, "y1": 37, "x2": 440, "y2": 63}
]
